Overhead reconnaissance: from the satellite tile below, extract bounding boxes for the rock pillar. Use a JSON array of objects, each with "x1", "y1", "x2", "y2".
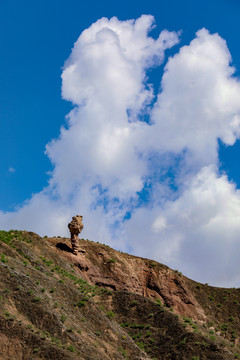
[{"x1": 68, "y1": 215, "x2": 84, "y2": 255}]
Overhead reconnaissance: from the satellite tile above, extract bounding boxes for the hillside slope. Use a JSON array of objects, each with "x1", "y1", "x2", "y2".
[{"x1": 0, "y1": 230, "x2": 240, "y2": 359}]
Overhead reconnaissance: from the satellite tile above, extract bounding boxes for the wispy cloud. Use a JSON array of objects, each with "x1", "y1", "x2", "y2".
[
  {"x1": 1, "y1": 16, "x2": 240, "y2": 286},
  {"x1": 8, "y1": 167, "x2": 16, "y2": 174}
]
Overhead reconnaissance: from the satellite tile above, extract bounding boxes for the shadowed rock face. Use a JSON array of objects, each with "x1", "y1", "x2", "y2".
[{"x1": 68, "y1": 215, "x2": 84, "y2": 255}]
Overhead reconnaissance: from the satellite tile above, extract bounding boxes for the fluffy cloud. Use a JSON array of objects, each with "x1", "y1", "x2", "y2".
[
  {"x1": 1, "y1": 16, "x2": 240, "y2": 286},
  {"x1": 126, "y1": 166, "x2": 240, "y2": 287},
  {"x1": 147, "y1": 29, "x2": 240, "y2": 168},
  {"x1": 47, "y1": 15, "x2": 179, "y2": 202}
]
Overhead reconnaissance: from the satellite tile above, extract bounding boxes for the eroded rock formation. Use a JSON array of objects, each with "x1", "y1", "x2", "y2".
[
  {"x1": 52, "y1": 235, "x2": 207, "y2": 322},
  {"x1": 68, "y1": 215, "x2": 84, "y2": 255}
]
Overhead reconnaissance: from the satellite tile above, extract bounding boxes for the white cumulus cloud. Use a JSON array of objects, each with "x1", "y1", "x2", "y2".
[{"x1": 126, "y1": 166, "x2": 240, "y2": 287}]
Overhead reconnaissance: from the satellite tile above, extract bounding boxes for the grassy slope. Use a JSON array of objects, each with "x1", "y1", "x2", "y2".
[{"x1": 0, "y1": 230, "x2": 239, "y2": 360}]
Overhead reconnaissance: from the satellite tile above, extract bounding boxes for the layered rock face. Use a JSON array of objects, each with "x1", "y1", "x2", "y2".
[{"x1": 51, "y1": 236, "x2": 206, "y2": 322}]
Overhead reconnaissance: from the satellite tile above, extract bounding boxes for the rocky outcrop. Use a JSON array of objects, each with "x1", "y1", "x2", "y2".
[
  {"x1": 68, "y1": 215, "x2": 84, "y2": 255},
  {"x1": 51, "y1": 237, "x2": 206, "y2": 322}
]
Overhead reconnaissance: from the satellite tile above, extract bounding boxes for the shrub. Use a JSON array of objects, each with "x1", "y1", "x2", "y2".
[
  {"x1": 107, "y1": 259, "x2": 117, "y2": 264},
  {"x1": 67, "y1": 345, "x2": 75, "y2": 352},
  {"x1": 40, "y1": 257, "x2": 53, "y2": 267},
  {"x1": 149, "y1": 262, "x2": 157, "y2": 268},
  {"x1": 209, "y1": 335, "x2": 216, "y2": 341},
  {"x1": 183, "y1": 317, "x2": 193, "y2": 325},
  {"x1": 131, "y1": 300, "x2": 138, "y2": 306},
  {"x1": 100, "y1": 288, "x2": 112, "y2": 295},
  {"x1": 120, "y1": 322, "x2": 129, "y2": 328},
  {"x1": 60, "y1": 314, "x2": 66, "y2": 323},
  {"x1": 106, "y1": 311, "x2": 115, "y2": 319},
  {"x1": 1, "y1": 253, "x2": 8, "y2": 263},
  {"x1": 136, "y1": 341, "x2": 145, "y2": 350},
  {"x1": 76, "y1": 297, "x2": 88, "y2": 308},
  {"x1": 180, "y1": 337, "x2": 187, "y2": 344},
  {"x1": 118, "y1": 347, "x2": 127, "y2": 358},
  {"x1": 220, "y1": 323, "x2": 228, "y2": 331},
  {"x1": 207, "y1": 321, "x2": 214, "y2": 327},
  {"x1": 33, "y1": 297, "x2": 41, "y2": 303},
  {"x1": 130, "y1": 323, "x2": 144, "y2": 329}
]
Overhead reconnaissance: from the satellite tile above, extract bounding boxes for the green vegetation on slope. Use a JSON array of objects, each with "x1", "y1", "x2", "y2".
[{"x1": 0, "y1": 230, "x2": 239, "y2": 359}]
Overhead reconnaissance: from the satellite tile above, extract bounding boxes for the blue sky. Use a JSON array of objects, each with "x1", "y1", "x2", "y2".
[
  {"x1": 1, "y1": 0, "x2": 240, "y2": 286},
  {"x1": 1, "y1": 0, "x2": 240, "y2": 209}
]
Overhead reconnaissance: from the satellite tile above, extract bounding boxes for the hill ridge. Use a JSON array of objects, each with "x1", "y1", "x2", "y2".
[{"x1": 0, "y1": 230, "x2": 239, "y2": 359}]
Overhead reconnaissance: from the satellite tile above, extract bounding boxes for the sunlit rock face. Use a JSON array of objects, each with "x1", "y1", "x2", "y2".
[{"x1": 68, "y1": 215, "x2": 84, "y2": 254}]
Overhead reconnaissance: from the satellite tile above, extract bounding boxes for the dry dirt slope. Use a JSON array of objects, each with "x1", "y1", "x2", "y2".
[{"x1": 0, "y1": 230, "x2": 240, "y2": 359}]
